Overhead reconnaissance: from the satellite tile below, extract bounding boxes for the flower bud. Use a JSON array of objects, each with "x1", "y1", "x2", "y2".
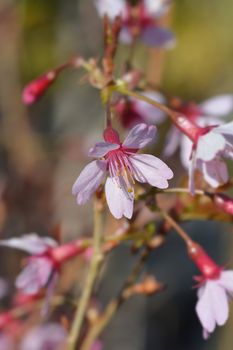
[{"x1": 22, "y1": 71, "x2": 57, "y2": 105}]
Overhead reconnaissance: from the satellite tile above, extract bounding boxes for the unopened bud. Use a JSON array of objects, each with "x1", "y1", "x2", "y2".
[{"x1": 22, "y1": 71, "x2": 57, "y2": 105}]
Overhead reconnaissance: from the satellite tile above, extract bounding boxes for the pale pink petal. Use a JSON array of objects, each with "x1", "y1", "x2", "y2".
[
  {"x1": 93, "y1": 0, "x2": 125, "y2": 20},
  {"x1": 197, "y1": 159, "x2": 228, "y2": 188},
  {"x1": 210, "y1": 283, "x2": 229, "y2": 326},
  {"x1": 88, "y1": 142, "x2": 119, "y2": 158},
  {"x1": 163, "y1": 126, "x2": 181, "y2": 157},
  {"x1": 105, "y1": 177, "x2": 134, "y2": 219},
  {"x1": 122, "y1": 123, "x2": 156, "y2": 149},
  {"x1": 219, "y1": 270, "x2": 233, "y2": 294},
  {"x1": 130, "y1": 153, "x2": 173, "y2": 188},
  {"x1": 72, "y1": 160, "x2": 107, "y2": 205},
  {"x1": 144, "y1": 0, "x2": 171, "y2": 18},
  {"x1": 200, "y1": 95, "x2": 233, "y2": 116},
  {"x1": 203, "y1": 329, "x2": 210, "y2": 340},
  {"x1": 213, "y1": 121, "x2": 233, "y2": 137},
  {"x1": 196, "y1": 283, "x2": 215, "y2": 333},
  {"x1": 180, "y1": 135, "x2": 193, "y2": 169},
  {"x1": 20, "y1": 323, "x2": 67, "y2": 350},
  {"x1": 16, "y1": 257, "x2": 54, "y2": 294},
  {"x1": 196, "y1": 132, "x2": 226, "y2": 161},
  {"x1": 141, "y1": 26, "x2": 176, "y2": 48},
  {"x1": 133, "y1": 91, "x2": 166, "y2": 124},
  {"x1": 0, "y1": 234, "x2": 57, "y2": 255}
]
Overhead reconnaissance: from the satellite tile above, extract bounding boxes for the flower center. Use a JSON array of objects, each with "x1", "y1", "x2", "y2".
[{"x1": 106, "y1": 148, "x2": 135, "y2": 195}]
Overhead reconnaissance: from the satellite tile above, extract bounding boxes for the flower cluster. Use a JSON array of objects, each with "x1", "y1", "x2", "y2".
[{"x1": 2, "y1": 0, "x2": 233, "y2": 348}]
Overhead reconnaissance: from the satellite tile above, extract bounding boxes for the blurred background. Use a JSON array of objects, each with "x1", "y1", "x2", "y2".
[{"x1": 0, "y1": 0, "x2": 233, "y2": 349}]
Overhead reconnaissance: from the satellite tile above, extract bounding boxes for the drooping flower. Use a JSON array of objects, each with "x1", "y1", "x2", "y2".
[
  {"x1": 116, "y1": 91, "x2": 166, "y2": 128},
  {"x1": 20, "y1": 323, "x2": 67, "y2": 350},
  {"x1": 0, "y1": 234, "x2": 88, "y2": 295},
  {"x1": 187, "y1": 240, "x2": 233, "y2": 339},
  {"x1": 164, "y1": 95, "x2": 233, "y2": 168},
  {"x1": 167, "y1": 103, "x2": 233, "y2": 193},
  {"x1": 94, "y1": 0, "x2": 175, "y2": 48},
  {"x1": 72, "y1": 123, "x2": 173, "y2": 219}
]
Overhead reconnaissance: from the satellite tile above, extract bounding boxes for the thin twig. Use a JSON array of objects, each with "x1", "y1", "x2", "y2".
[
  {"x1": 67, "y1": 200, "x2": 104, "y2": 350},
  {"x1": 80, "y1": 247, "x2": 151, "y2": 350},
  {"x1": 161, "y1": 210, "x2": 191, "y2": 243}
]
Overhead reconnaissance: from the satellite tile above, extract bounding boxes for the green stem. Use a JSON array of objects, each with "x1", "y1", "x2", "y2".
[{"x1": 67, "y1": 200, "x2": 104, "y2": 350}]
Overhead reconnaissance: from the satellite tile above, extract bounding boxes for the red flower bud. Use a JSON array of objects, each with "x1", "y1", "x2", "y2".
[
  {"x1": 187, "y1": 241, "x2": 221, "y2": 280},
  {"x1": 22, "y1": 71, "x2": 57, "y2": 105}
]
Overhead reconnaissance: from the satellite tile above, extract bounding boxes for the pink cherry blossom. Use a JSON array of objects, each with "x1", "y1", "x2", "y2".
[
  {"x1": 187, "y1": 241, "x2": 233, "y2": 339},
  {"x1": 72, "y1": 123, "x2": 173, "y2": 219},
  {"x1": 116, "y1": 91, "x2": 166, "y2": 128},
  {"x1": 94, "y1": 0, "x2": 175, "y2": 48},
  {"x1": 196, "y1": 272, "x2": 233, "y2": 339},
  {"x1": 0, "y1": 234, "x2": 58, "y2": 295},
  {"x1": 164, "y1": 95, "x2": 233, "y2": 169},
  {"x1": 189, "y1": 121, "x2": 233, "y2": 192},
  {"x1": 20, "y1": 323, "x2": 67, "y2": 350},
  {"x1": 0, "y1": 234, "x2": 89, "y2": 295}
]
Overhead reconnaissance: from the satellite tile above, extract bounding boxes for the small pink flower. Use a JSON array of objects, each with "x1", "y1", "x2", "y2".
[
  {"x1": 168, "y1": 103, "x2": 233, "y2": 193},
  {"x1": 0, "y1": 234, "x2": 88, "y2": 295},
  {"x1": 94, "y1": 0, "x2": 175, "y2": 48},
  {"x1": 72, "y1": 123, "x2": 173, "y2": 219},
  {"x1": 116, "y1": 91, "x2": 166, "y2": 128},
  {"x1": 164, "y1": 95, "x2": 233, "y2": 168},
  {"x1": 188, "y1": 241, "x2": 233, "y2": 339},
  {"x1": 20, "y1": 323, "x2": 67, "y2": 350}
]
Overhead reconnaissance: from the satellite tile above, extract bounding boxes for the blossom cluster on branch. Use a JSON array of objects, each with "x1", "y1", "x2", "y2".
[{"x1": 1, "y1": 0, "x2": 233, "y2": 349}]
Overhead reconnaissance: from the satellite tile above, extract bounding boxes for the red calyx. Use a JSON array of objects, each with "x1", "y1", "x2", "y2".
[
  {"x1": 103, "y1": 126, "x2": 121, "y2": 144},
  {"x1": 187, "y1": 241, "x2": 221, "y2": 280},
  {"x1": 49, "y1": 239, "x2": 88, "y2": 265}
]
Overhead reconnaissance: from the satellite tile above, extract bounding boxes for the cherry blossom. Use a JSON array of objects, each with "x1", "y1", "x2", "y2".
[
  {"x1": 94, "y1": 0, "x2": 175, "y2": 48},
  {"x1": 72, "y1": 123, "x2": 173, "y2": 219},
  {"x1": 164, "y1": 95, "x2": 233, "y2": 168},
  {"x1": 0, "y1": 234, "x2": 88, "y2": 295},
  {"x1": 165, "y1": 100, "x2": 233, "y2": 192},
  {"x1": 187, "y1": 241, "x2": 233, "y2": 339}
]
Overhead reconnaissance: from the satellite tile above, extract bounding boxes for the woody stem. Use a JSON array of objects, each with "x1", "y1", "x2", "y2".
[{"x1": 67, "y1": 199, "x2": 104, "y2": 350}]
